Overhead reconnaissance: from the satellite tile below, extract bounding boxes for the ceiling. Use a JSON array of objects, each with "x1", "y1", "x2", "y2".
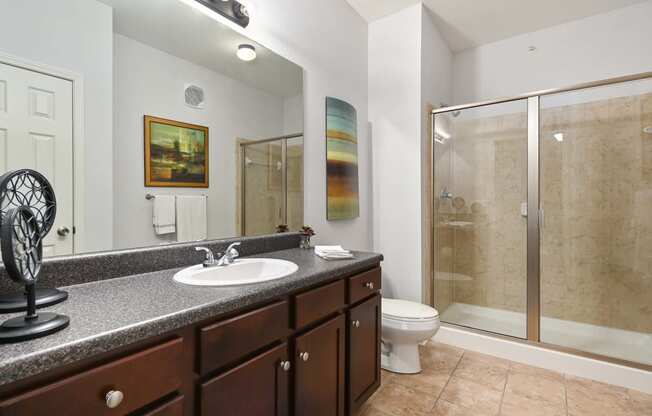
[
  {"x1": 347, "y1": 0, "x2": 648, "y2": 52},
  {"x1": 99, "y1": 0, "x2": 302, "y2": 97}
]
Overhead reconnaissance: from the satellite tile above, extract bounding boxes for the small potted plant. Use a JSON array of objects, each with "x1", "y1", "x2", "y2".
[
  {"x1": 300, "y1": 225, "x2": 315, "y2": 249},
  {"x1": 276, "y1": 224, "x2": 289, "y2": 233}
]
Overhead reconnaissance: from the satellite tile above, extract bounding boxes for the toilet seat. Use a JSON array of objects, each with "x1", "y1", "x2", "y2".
[{"x1": 382, "y1": 298, "x2": 439, "y2": 322}]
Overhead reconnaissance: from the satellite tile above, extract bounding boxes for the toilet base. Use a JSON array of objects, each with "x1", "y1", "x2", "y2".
[{"x1": 381, "y1": 342, "x2": 422, "y2": 374}]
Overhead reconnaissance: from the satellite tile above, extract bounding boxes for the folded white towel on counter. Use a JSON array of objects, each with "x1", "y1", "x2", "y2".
[
  {"x1": 315, "y1": 245, "x2": 354, "y2": 260},
  {"x1": 152, "y1": 195, "x2": 176, "y2": 235}
]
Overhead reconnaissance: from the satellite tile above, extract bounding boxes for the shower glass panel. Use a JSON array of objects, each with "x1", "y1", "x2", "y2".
[
  {"x1": 434, "y1": 99, "x2": 529, "y2": 338},
  {"x1": 242, "y1": 140, "x2": 284, "y2": 236},
  {"x1": 286, "y1": 135, "x2": 304, "y2": 231},
  {"x1": 540, "y1": 78, "x2": 652, "y2": 365}
]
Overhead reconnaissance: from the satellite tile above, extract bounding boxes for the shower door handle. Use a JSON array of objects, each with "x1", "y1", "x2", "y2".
[{"x1": 538, "y1": 208, "x2": 545, "y2": 229}]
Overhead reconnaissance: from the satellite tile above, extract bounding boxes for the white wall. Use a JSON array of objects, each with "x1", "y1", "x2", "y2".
[
  {"x1": 113, "y1": 34, "x2": 285, "y2": 249},
  {"x1": 241, "y1": 0, "x2": 371, "y2": 250},
  {"x1": 369, "y1": 4, "x2": 452, "y2": 302},
  {"x1": 453, "y1": 0, "x2": 652, "y2": 105},
  {"x1": 0, "y1": 0, "x2": 113, "y2": 253}
]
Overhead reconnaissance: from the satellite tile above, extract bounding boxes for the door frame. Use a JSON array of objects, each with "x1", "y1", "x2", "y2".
[
  {"x1": 0, "y1": 50, "x2": 86, "y2": 254},
  {"x1": 427, "y1": 70, "x2": 652, "y2": 371}
]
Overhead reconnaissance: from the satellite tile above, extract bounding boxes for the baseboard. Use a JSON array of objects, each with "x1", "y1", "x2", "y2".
[{"x1": 433, "y1": 324, "x2": 652, "y2": 394}]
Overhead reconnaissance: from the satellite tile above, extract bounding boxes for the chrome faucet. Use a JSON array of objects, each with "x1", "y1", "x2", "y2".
[
  {"x1": 195, "y1": 246, "x2": 218, "y2": 268},
  {"x1": 216, "y1": 242, "x2": 241, "y2": 266}
]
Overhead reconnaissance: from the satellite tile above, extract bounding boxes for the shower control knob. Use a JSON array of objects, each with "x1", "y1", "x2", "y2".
[
  {"x1": 352, "y1": 320, "x2": 361, "y2": 328},
  {"x1": 280, "y1": 360, "x2": 291, "y2": 371},
  {"x1": 105, "y1": 390, "x2": 124, "y2": 409},
  {"x1": 299, "y1": 352, "x2": 310, "y2": 362},
  {"x1": 365, "y1": 282, "x2": 374, "y2": 290}
]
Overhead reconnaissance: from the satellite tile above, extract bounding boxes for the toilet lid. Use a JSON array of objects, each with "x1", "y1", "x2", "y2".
[{"x1": 382, "y1": 298, "x2": 439, "y2": 320}]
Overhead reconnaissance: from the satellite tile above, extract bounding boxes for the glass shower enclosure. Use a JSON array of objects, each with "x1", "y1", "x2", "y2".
[
  {"x1": 431, "y1": 72, "x2": 652, "y2": 368},
  {"x1": 239, "y1": 133, "x2": 303, "y2": 236}
]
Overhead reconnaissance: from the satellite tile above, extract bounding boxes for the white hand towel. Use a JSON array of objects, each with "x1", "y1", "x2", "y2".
[
  {"x1": 315, "y1": 245, "x2": 354, "y2": 260},
  {"x1": 176, "y1": 195, "x2": 207, "y2": 242},
  {"x1": 152, "y1": 195, "x2": 176, "y2": 235}
]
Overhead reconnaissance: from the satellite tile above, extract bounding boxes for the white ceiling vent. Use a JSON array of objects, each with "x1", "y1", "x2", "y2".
[{"x1": 184, "y1": 84, "x2": 205, "y2": 109}]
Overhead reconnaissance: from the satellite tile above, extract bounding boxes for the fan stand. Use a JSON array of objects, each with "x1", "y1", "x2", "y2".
[
  {"x1": 0, "y1": 284, "x2": 69, "y2": 343},
  {"x1": 0, "y1": 287, "x2": 69, "y2": 313}
]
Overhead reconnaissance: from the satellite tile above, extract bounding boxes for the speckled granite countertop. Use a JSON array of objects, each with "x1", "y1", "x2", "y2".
[{"x1": 0, "y1": 248, "x2": 382, "y2": 386}]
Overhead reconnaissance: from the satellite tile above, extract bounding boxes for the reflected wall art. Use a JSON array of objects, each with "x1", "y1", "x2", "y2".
[{"x1": 326, "y1": 97, "x2": 359, "y2": 220}]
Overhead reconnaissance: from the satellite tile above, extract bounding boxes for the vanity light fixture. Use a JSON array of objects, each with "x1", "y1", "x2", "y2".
[
  {"x1": 181, "y1": 0, "x2": 251, "y2": 28},
  {"x1": 237, "y1": 44, "x2": 257, "y2": 61},
  {"x1": 553, "y1": 132, "x2": 564, "y2": 142}
]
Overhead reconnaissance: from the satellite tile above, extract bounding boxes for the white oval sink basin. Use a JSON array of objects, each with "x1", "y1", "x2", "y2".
[{"x1": 173, "y1": 258, "x2": 298, "y2": 286}]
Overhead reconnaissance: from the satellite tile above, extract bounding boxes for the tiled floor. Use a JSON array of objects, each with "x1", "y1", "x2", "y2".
[{"x1": 358, "y1": 342, "x2": 652, "y2": 416}]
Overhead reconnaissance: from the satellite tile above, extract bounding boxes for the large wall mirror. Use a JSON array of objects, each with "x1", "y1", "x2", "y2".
[{"x1": 0, "y1": 0, "x2": 304, "y2": 258}]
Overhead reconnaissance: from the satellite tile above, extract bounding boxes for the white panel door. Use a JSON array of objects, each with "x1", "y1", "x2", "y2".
[{"x1": 0, "y1": 62, "x2": 74, "y2": 256}]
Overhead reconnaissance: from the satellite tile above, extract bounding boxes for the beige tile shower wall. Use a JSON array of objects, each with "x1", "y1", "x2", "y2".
[
  {"x1": 442, "y1": 92, "x2": 652, "y2": 333},
  {"x1": 449, "y1": 113, "x2": 528, "y2": 315}
]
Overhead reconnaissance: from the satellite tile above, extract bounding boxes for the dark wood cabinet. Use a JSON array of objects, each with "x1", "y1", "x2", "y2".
[
  {"x1": 294, "y1": 314, "x2": 346, "y2": 416},
  {"x1": 347, "y1": 294, "x2": 381, "y2": 413},
  {"x1": 201, "y1": 343, "x2": 289, "y2": 416},
  {"x1": 0, "y1": 265, "x2": 382, "y2": 416}
]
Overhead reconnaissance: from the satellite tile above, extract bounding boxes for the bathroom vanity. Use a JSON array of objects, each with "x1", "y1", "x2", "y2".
[{"x1": 0, "y1": 242, "x2": 382, "y2": 416}]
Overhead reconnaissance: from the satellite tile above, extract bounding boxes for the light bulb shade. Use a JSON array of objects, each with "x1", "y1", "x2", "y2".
[{"x1": 237, "y1": 44, "x2": 256, "y2": 61}]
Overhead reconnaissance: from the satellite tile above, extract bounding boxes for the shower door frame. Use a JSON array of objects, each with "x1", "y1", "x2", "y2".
[
  {"x1": 239, "y1": 132, "x2": 303, "y2": 236},
  {"x1": 429, "y1": 71, "x2": 652, "y2": 371}
]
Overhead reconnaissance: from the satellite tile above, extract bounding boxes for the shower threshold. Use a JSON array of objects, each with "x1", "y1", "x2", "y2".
[{"x1": 440, "y1": 302, "x2": 652, "y2": 366}]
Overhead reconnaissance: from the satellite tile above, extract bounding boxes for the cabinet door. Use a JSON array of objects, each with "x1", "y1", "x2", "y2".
[
  {"x1": 348, "y1": 294, "x2": 381, "y2": 413},
  {"x1": 201, "y1": 343, "x2": 289, "y2": 416},
  {"x1": 294, "y1": 314, "x2": 345, "y2": 416}
]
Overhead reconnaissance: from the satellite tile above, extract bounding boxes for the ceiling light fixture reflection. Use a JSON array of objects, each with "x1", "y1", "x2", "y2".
[
  {"x1": 237, "y1": 44, "x2": 257, "y2": 61},
  {"x1": 553, "y1": 132, "x2": 564, "y2": 142}
]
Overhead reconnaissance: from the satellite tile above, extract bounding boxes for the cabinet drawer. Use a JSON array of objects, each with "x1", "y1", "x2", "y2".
[
  {"x1": 142, "y1": 395, "x2": 184, "y2": 416},
  {"x1": 0, "y1": 338, "x2": 183, "y2": 416},
  {"x1": 294, "y1": 279, "x2": 345, "y2": 329},
  {"x1": 348, "y1": 267, "x2": 381, "y2": 304},
  {"x1": 201, "y1": 343, "x2": 289, "y2": 416},
  {"x1": 200, "y1": 300, "x2": 290, "y2": 374}
]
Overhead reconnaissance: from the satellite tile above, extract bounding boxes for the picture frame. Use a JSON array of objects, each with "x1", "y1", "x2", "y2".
[{"x1": 144, "y1": 115, "x2": 209, "y2": 188}]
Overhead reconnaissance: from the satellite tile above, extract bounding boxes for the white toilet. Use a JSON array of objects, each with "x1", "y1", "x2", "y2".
[{"x1": 381, "y1": 298, "x2": 440, "y2": 374}]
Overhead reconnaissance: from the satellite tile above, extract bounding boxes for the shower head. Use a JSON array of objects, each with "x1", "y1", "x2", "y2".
[{"x1": 644, "y1": 126, "x2": 652, "y2": 134}]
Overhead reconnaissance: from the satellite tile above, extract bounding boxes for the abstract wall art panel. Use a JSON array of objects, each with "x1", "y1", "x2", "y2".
[
  {"x1": 326, "y1": 97, "x2": 359, "y2": 220},
  {"x1": 144, "y1": 115, "x2": 209, "y2": 187}
]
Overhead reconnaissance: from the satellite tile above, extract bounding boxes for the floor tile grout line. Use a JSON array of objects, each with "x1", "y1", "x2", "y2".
[
  {"x1": 497, "y1": 362, "x2": 512, "y2": 416},
  {"x1": 563, "y1": 372, "x2": 569, "y2": 416},
  {"x1": 430, "y1": 349, "x2": 466, "y2": 412}
]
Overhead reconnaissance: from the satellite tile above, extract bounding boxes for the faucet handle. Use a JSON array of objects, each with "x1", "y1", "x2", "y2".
[
  {"x1": 225, "y1": 242, "x2": 241, "y2": 258},
  {"x1": 195, "y1": 246, "x2": 215, "y2": 264}
]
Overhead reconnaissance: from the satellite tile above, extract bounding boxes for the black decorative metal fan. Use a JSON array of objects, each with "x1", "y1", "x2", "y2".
[
  {"x1": 0, "y1": 170, "x2": 68, "y2": 313},
  {"x1": 0, "y1": 171, "x2": 69, "y2": 342},
  {"x1": 0, "y1": 207, "x2": 69, "y2": 342}
]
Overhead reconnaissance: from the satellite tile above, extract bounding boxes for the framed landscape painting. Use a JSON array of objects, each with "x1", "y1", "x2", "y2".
[
  {"x1": 144, "y1": 115, "x2": 209, "y2": 187},
  {"x1": 326, "y1": 97, "x2": 359, "y2": 220}
]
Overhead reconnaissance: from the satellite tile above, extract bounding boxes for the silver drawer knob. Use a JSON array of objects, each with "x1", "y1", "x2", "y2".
[
  {"x1": 365, "y1": 282, "x2": 374, "y2": 290},
  {"x1": 299, "y1": 352, "x2": 310, "y2": 362},
  {"x1": 352, "y1": 320, "x2": 361, "y2": 328},
  {"x1": 105, "y1": 390, "x2": 124, "y2": 409},
  {"x1": 57, "y1": 226, "x2": 70, "y2": 237},
  {"x1": 280, "y1": 360, "x2": 291, "y2": 371}
]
